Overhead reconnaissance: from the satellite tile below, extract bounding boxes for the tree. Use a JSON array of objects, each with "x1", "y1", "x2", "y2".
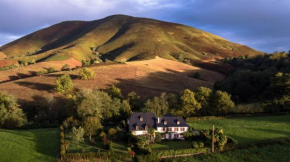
[
  {"x1": 54, "y1": 74, "x2": 73, "y2": 93},
  {"x1": 107, "y1": 85, "x2": 123, "y2": 99},
  {"x1": 71, "y1": 126, "x2": 85, "y2": 147},
  {"x1": 119, "y1": 100, "x2": 132, "y2": 119},
  {"x1": 127, "y1": 91, "x2": 141, "y2": 111},
  {"x1": 82, "y1": 116, "x2": 102, "y2": 142},
  {"x1": 262, "y1": 72, "x2": 290, "y2": 112},
  {"x1": 147, "y1": 128, "x2": 155, "y2": 143},
  {"x1": 76, "y1": 89, "x2": 121, "y2": 120},
  {"x1": 79, "y1": 67, "x2": 96, "y2": 80},
  {"x1": 180, "y1": 89, "x2": 201, "y2": 117},
  {"x1": 0, "y1": 91, "x2": 27, "y2": 128},
  {"x1": 143, "y1": 93, "x2": 169, "y2": 116},
  {"x1": 195, "y1": 87, "x2": 212, "y2": 115},
  {"x1": 210, "y1": 91, "x2": 235, "y2": 115}
]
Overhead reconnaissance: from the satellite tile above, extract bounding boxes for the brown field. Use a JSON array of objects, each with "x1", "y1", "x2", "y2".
[
  {"x1": 0, "y1": 58, "x2": 81, "y2": 82},
  {"x1": 0, "y1": 52, "x2": 6, "y2": 60},
  {"x1": 0, "y1": 57, "x2": 224, "y2": 102}
]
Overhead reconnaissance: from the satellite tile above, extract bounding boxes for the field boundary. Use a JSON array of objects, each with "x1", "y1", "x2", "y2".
[{"x1": 186, "y1": 112, "x2": 290, "y2": 122}]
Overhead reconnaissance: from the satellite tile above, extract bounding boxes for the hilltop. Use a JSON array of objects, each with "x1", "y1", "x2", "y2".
[{"x1": 0, "y1": 15, "x2": 261, "y2": 65}]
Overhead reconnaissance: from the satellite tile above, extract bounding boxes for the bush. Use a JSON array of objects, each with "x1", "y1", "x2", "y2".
[
  {"x1": 36, "y1": 69, "x2": 48, "y2": 76},
  {"x1": 192, "y1": 142, "x2": 199, "y2": 148},
  {"x1": 54, "y1": 74, "x2": 73, "y2": 93},
  {"x1": 79, "y1": 67, "x2": 96, "y2": 80},
  {"x1": 47, "y1": 67, "x2": 57, "y2": 73},
  {"x1": 198, "y1": 141, "x2": 204, "y2": 148}
]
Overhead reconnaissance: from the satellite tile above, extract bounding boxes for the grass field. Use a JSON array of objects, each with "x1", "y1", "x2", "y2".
[
  {"x1": 67, "y1": 135, "x2": 127, "y2": 154},
  {"x1": 162, "y1": 143, "x2": 290, "y2": 162},
  {"x1": 0, "y1": 128, "x2": 59, "y2": 162},
  {"x1": 151, "y1": 141, "x2": 193, "y2": 150},
  {"x1": 188, "y1": 115, "x2": 290, "y2": 144}
]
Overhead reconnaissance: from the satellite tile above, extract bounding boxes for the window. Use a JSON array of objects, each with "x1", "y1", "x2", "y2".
[
  {"x1": 174, "y1": 134, "x2": 179, "y2": 138},
  {"x1": 180, "y1": 128, "x2": 185, "y2": 131},
  {"x1": 162, "y1": 127, "x2": 166, "y2": 131},
  {"x1": 174, "y1": 128, "x2": 179, "y2": 131},
  {"x1": 169, "y1": 128, "x2": 172, "y2": 131}
]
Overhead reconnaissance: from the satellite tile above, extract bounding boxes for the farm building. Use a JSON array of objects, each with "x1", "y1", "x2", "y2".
[{"x1": 127, "y1": 112, "x2": 189, "y2": 140}]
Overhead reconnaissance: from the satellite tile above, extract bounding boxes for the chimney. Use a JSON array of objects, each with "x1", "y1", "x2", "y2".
[{"x1": 157, "y1": 117, "x2": 160, "y2": 123}]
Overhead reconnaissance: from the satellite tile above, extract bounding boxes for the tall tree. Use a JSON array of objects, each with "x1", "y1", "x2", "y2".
[
  {"x1": 71, "y1": 126, "x2": 85, "y2": 147},
  {"x1": 262, "y1": 72, "x2": 290, "y2": 112},
  {"x1": 82, "y1": 116, "x2": 102, "y2": 142},
  {"x1": 0, "y1": 91, "x2": 27, "y2": 128},
  {"x1": 180, "y1": 89, "x2": 201, "y2": 117},
  {"x1": 195, "y1": 87, "x2": 212, "y2": 115},
  {"x1": 107, "y1": 85, "x2": 123, "y2": 100},
  {"x1": 210, "y1": 91, "x2": 235, "y2": 115}
]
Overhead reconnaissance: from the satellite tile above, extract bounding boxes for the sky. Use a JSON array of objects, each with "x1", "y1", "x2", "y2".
[{"x1": 0, "y1": 0, "x2": 290, "y2": 53}]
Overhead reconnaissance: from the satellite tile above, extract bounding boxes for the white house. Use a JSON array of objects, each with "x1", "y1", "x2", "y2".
[{"x1": 127, "y1": 113, "x2": 189, "y2": 140}]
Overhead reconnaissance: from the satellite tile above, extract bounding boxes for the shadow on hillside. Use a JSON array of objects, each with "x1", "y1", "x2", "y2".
[
  {"x1": 16, "y1": 81, "x2": 54, "y2": 92},
  {"x1": 108, "y1": 68, "x2": 216, "y2": 99}
]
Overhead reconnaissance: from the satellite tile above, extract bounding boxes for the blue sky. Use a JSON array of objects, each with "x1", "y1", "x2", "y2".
[{"x1": 0, "y1": 0, "x2": 290, "y2": 53}]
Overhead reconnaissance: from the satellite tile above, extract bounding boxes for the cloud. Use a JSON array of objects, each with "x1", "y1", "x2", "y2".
[{"x1": 0, "y1": 0, "x2": 290, "y2": 52}]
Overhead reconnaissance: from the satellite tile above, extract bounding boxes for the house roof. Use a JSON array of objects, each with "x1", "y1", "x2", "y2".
[
  {"x1": 128, "y1": 112, "x2": 156, "y2": 131},
  {"x1": 156, "y1": 116, "x2": 189, "y2": 128}
]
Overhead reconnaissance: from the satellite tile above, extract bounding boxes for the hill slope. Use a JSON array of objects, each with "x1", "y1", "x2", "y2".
[
  {"x1": 0, "y1": 57, "x2": 224, "y2": 101},
  {"x1": 0, "y1": 15, "x2": 261, "y2": 63}
]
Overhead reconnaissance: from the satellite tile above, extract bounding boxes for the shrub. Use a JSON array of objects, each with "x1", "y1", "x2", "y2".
[
  {"x1": 47, "y1": 67, "x2": 57, "y2": 73},
  {"x1": 79, "y1": 67, "x2": 96, "y2": 80},
  {"x1": 192, "y1": 142, "x2": 199, "y2": 148},
  {"x1": 36, "y1": 69, "x2": 48, "y2": 76},
  {"x1": 198, "y1": 141, "x2": 204, "y2": 148},
  {"x1": 54, "y1": 74, "x2": 73, "y2": 93}
]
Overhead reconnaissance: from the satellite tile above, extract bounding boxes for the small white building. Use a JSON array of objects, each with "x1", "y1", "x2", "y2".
[{"x1": 127, "y1": 113, "x2": 189, "y2": 140}]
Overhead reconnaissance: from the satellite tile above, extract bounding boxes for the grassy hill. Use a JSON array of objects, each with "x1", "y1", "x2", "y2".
[
  {"x1": 0, "y1": 128, "x2": 59, "y2": 162},
  {"x1": 0, "y1": 15, "x2": 261, "y2": 64},
  {"x1": 0, "y1": 57, "x2": 224, "y2": 101}
]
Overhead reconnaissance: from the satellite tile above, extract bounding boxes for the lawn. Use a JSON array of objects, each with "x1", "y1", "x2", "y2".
[
  {"x1": 67, "y1": 136, "x2": 127, "y2": 154},
  {"x1": 151, "y1": 140, "x2": 193, "y2": 150},
  {"x1": 0, "y1": 128, "x2": 59, "y2": 162},
  {"x1": 162, "y1": 143, "x2": 290, "y2": 162},
  {"x1": 188, "y1": 115, "x2": 290, "y2": 144}
]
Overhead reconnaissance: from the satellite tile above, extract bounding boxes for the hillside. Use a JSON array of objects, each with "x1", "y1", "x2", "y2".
[
  {"x1": 0, "y1": 15, "x2": 261, "y2": 65},
  {"x1": 0, "y1": 57, "x2": 224, "y2": 102}
]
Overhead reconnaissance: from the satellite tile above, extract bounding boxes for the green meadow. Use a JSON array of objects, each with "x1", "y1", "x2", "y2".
[
  {"x1": 0, "y1": 128, "x2": 59, "y2": 162},
  {"x1": 188, "y1": 115, "x2": 290, "y2": 144}
]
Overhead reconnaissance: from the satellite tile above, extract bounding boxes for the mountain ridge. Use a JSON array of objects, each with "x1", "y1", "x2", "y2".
[{"x1": 0, "y1": 14, "x2": 262, "y2": 63}]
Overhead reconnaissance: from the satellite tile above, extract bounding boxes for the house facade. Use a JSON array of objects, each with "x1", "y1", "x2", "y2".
[{"x1": 127, "y1": 113, "x2": 189, "y2": 140}]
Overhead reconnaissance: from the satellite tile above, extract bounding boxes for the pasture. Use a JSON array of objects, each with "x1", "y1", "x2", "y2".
[
  {"x1": 188, "y1": 115, "x2": 290, "y2": 144},
  {"x1": 0, "y1": 128, "x2": 59, "y2": 162}
]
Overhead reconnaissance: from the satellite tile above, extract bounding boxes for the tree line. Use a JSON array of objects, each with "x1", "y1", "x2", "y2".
[{"x1": 216, "y1": 51, "x2": 290, "y2": 112}]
